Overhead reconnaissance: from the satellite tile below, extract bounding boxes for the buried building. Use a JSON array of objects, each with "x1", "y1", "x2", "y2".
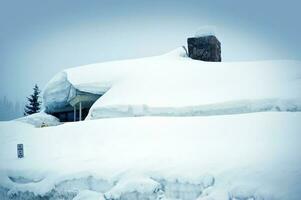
[
  {"x1": 42, "y1": 35, "x2": 301, "y2": 123},
  {"x1": 43, "y1": 36, "x2": 223, "y2": 122},
  {"x1": 43, "y1": 72, "x2": 105, "y2": 122},
  {"x1": 47, "y1": 89, "x2": 102, "y2": 122}
]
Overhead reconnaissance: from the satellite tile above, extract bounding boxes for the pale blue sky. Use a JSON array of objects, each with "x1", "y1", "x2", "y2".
[{"x1": 0, "y1": 0, "x2": 300, "y2": 102}]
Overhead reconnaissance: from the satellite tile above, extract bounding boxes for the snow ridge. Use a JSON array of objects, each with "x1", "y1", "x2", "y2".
[{"x1": 88, "y1": 98, "x2": 301, "y2": 119}]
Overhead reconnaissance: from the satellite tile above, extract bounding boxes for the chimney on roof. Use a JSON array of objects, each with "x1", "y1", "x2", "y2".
[{"x1": 187, "y1": 35, "x2": 221, "y2": 62}]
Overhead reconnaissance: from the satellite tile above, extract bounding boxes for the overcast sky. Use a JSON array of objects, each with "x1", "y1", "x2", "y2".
[{"x1": 1, "y1": 0, "x2": 300, "y2": 102}]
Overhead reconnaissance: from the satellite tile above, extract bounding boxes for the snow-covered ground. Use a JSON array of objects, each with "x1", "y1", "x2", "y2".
[
  {"x1": 1, "y1": 48, "x2": 301, "y2": 199},
  {"x1": 0, "y1": 113, "x2": 301, "y2": 199},
  {"x1": 15, "y1": 112, "x2": 61, "y2": 128}
]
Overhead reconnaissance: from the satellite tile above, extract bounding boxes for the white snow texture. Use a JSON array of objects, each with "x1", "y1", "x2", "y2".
[
  {"x1": 0, "y1": 48, "x2": 301, "y2": 200},
  {"x1": 43, "y1": 48, "x2": 301, "y2": 119},
  {"x1": 15, "y1": 112, "x2": 61, "y2": 127}
]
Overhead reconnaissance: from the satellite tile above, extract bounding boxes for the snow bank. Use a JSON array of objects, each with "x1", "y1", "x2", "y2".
[
  {"x1": 86, "y1": 57, "x2": 301, "y2": 119},
  {"x1": 12, "y1": 47, "x2": 301, "y2": 199},
  {"x1": 0, "y1": 112, "x2": 301, "y2": 199},
  {"x1": 15, "y1": 112, "x2": 61, "y2": 127},
  {"x1": 43, "y1": 48, "x2": 301, "y2": 119},
  {"x1": 104, "y1": 174, "x2": 162, "y2": 200},
  {"x1": 73, "y1": 190, "x2": 104, "y2": 200}
]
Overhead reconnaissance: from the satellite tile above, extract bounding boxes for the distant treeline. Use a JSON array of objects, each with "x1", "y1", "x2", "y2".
[{"x1": 0, "y1": 96, "x2": 24, "y2": 121}]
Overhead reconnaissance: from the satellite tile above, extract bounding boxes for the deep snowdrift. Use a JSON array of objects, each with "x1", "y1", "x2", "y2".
[
  {"x1": 15, "y1": 112, "x2": 61, "y2": 127},
  {"x1": 43, "y1": 48, "x2": 301, "y2": 119},
  {"x1": 1, "y1": 112, "x2": 301, "y2": 199},
  {"x1": 3, "y1": 48, "x2": 301, "y2": 199}
]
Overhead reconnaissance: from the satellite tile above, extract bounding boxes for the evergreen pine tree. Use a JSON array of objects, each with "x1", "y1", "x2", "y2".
[{"x1": 24, "y1": 84, "x2": 41, "y2": 116}]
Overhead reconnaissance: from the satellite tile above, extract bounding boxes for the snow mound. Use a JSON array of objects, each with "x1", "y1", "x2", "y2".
[
  {"x1": 0, "y1": 113, "x2": 301, "y2": 199},
  {"x1": 73, "y1": 190, "x2": 104, "y2": 200},
  {"x1": 86, "y1": 58, "x2": 301, "y2": 119},
  {"x1": 104, "y1": 174, "x2": 162, "y2": 200},
  {"x1": 5, "y1": 47, "x2": 301, "y2": 199},
  {"x1": 15, "y1": 112, "x2": 61, "y2": 127},
  {"x1": 43, "y1": 47, "x2": 301, "y2": 119},
  {"x1": 228, "y1": 186, "x2": 270, "y2": 200}
]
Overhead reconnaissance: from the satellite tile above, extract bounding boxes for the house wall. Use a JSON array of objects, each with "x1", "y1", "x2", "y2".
[
  {"x1": 46, "y1": 89, "x2": 103, "y2": 122},
  {"x1": 52, "y1": 108, "x2": 90, "y2": 122}
]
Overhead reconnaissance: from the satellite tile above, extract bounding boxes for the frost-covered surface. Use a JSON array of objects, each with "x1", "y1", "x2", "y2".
[
  {"x1": 43, "y1": 48, "x2": 301, "y2": 119},
  {"x1": 0, "y1": 112, "x2": 301, "y2": 199},
  {"x1": 15, "y1": 112, "x2": 61, "y2": 127}
]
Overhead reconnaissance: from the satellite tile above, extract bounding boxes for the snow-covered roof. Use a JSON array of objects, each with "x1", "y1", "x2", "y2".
[{"x1": 43, "y1": 47, "x2": 301, "y2": 119}]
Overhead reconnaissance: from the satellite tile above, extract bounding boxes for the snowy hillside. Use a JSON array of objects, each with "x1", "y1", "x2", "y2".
[
  {"x1": 44, "y1": 48, "x2": 301, "y2": 119},
  {"x1": 1, "y1": 48, "x2": 301, "y2": 200},
  {"x1": 1, "y1": 113, "x2": 301, "y2": 200}
]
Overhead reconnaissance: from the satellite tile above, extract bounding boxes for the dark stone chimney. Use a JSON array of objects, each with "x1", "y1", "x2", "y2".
[{"x1": 187, "y1": 35, "x2": 221, "y2": 62}]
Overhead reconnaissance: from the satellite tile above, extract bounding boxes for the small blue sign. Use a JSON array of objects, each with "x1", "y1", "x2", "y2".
[{"x1": 17, "y1": 144, "x2": 24, "y2": 158}]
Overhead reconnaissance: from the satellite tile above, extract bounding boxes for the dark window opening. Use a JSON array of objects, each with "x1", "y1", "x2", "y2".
[{"x1": 52, "y1": 108, "x2": 90, "y2": 122}]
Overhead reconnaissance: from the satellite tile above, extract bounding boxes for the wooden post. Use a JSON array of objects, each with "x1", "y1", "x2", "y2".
[
  {"x1": 74, "y1": 104, "x2": 76, "y2": 121},
  {"x1": 79, "y1": 101, "x2": 82, "y2": 121}
]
